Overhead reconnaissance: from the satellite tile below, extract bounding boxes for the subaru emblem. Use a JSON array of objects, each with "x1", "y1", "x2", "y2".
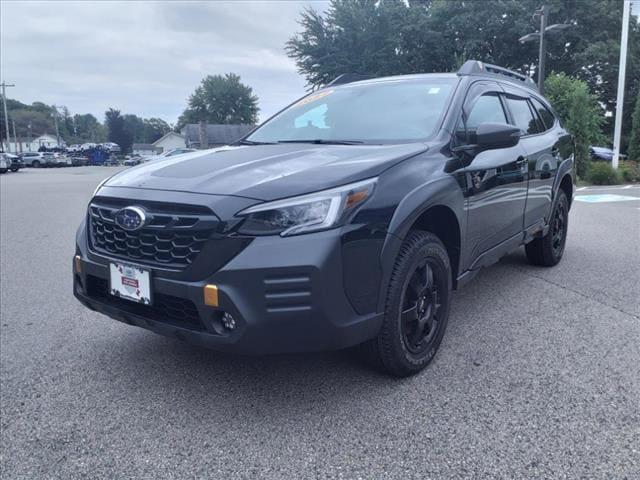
[{"x1": 115, "y1": 206, "x2": 147, "y2": 231}]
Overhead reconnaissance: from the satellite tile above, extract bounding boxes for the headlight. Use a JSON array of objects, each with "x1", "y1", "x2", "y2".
[{"x1": 236, "y1": 178, "x2": 377, "y2": 236}]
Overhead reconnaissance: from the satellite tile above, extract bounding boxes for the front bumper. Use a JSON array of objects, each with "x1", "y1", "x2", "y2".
[{"x1": 74, "y1": 226, "x2": 383, "y2": 355}]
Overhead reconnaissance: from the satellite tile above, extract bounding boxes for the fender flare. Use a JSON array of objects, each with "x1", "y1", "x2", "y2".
[{"x1": 376, "y1": 176, "x2": 465, "y2": 312}]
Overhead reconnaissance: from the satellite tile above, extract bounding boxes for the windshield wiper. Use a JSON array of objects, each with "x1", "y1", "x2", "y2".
[
  {"x1": 277, "y1": 139, "x2": 364, "y2": 145},
  {"x1": 237, "y1": 139, "x2": 278, "y2": 145}
]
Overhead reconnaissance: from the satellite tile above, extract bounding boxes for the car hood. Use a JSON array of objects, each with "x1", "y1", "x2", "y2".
[{"x1": 104, "y1": 143, "x2": 429, "y2": 200}]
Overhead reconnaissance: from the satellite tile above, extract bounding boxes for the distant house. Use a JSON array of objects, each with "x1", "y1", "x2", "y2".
[
  {"x1": 7, "y1": 133, "x2": 65, "y2": 153},
  {"x1": 132, "y1": 143, "x2": 161, "y2": 156},
  {"x1": 181, "y1": 124, "x2": 254, "y2": 149},
  {"x1": 152, "y1": 131, "x2": 186, "y2": 152}
]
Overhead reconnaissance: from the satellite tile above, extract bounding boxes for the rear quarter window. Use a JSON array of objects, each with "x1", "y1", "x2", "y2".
[{"x1": 530, "y1": 97, "x2": 556, "y2": 130}]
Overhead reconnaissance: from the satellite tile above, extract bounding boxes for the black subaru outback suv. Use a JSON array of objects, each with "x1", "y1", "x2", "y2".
[{"x1": 74, "y1": 61, "x2": 573, "y2": 376}]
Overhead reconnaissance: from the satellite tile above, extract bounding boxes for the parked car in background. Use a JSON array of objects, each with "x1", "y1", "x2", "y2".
[
  {"x1": 0, "y1": 155, "x2": 9, "y2": 173},
  {"x1": 8, "y1": 153, "x2": 23, "y2": 172},
  {"x1": 54, "y1": 153, "x2": 73, "y2": 167},
  {"x1": 42, "y1": 152, "x2": 58, "y2": 166},
  {"x1": 589, "y1": 146, "x2": 613, "y2": 162},
  {"x1": 71, "y1": 155, "x2": 90, "y2": 167},
  {"x1": 102, "y1": 142, "x2": 121, "y2": 154},
  {"x1": 81, "y1": 143, "x2": 98, "y2": 152},
  {"x1": 1, "y1": 153, "x2": 23, "y2": 172},
  {"x1": 19, "y1": 152, "x2": 51, "y2": 168},
  {"x1": 67, "y1": 144, "x2": 82, "y2": 154}
]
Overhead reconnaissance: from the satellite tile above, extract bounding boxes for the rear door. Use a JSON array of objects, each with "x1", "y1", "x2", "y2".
[
  {"x1": 501, "y1": 87, "x2": 559, "y2": 228},
  {"x1": 456, "y1": 82, "x2": 529, "y2": 267}
]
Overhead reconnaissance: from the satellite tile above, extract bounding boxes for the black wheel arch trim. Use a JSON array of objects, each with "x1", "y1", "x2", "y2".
[{"x1": 376, "y1": 176, "x2": 465, "y2": 312}]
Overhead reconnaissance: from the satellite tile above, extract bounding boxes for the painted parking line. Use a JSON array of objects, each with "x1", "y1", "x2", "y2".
[
  {"x1": 576, "y1": 184, "x2": 640, "y2": 191},
  {"x1": 574, "y1": 194, "x2": 640, "y2": 203}
]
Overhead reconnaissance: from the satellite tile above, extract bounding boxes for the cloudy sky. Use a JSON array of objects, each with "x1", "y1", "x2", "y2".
[
  {"x1": 1, "y1": 0, "x2": 639, "y2": 126},
  {"x1": 1, "y1": 1, "x2": 330, "y2": 124}
]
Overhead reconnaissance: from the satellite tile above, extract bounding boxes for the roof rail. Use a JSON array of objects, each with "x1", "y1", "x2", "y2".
[
  {"x1": 326, "y1": 73, "x2": 374, "y2": 87},
  {"x1": 457, "y1": 60, "x2": 537, "y2": 90}
]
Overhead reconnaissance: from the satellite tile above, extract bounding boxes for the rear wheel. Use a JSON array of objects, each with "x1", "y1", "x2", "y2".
[
  {"x1": 361, "y1": 231, "x2": 451, "y2": 377},
  {"x1": 31, "y1": 160, "x2": 41, "y2": 168},
  {"x1": 525, "y1": 190, "x2": 569, "y2": 266},
  {"x1": 0, "y1": 168, "x2": 7, "y2": 174}
]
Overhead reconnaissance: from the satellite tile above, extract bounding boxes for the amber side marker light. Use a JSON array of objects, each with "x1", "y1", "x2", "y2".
[
  {"x1": 345, "y1": 190, "x2": 369, "y2": 209},
  {"x1": 204, "y1": 285, "x2": 219, "y2": 307},
  {"x1": 74, "y1": 255, "x2": 82, "y2": 274}
]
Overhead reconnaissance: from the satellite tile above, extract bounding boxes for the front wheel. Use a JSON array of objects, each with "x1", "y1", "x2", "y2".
[
  {"x1": 361, "y1": 231, "x2": 452, "y2": 377},
  {"x1": 31, "y1": 160, "x2": 41, "y2": 168},
  {"x1": 10, "y1": 166, "x2": 19, "y2": 172},
  {"x1": 525, "y1": 190, "x2": 569, "y2": 266},
  {"x1": 0, "y1": 168, "x2": 7, "y2": 174}
]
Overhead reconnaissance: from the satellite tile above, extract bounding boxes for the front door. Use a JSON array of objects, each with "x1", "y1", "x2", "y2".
[{"x1": 456, "y1": 83, "x2": 529, "y2": 268}]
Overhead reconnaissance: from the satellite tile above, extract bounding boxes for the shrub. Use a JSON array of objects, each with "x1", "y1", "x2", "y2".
[
  {"x1": 628, "y1": 94, "x2": 640, "y2": 162},
  {"x1": 619, "y1": 161, "x2": 640, "y2": 183},
  {"x1": 544, "y1": 73, "x2": 605, "y2": 180},
  {"x1": 587, "y1": 162, "x2": 620, "y2": 185}
]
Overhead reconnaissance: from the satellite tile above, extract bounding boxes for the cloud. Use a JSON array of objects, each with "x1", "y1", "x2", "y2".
[{"x1": 1, "y1": 0, "x2": 329, "y2": 124}]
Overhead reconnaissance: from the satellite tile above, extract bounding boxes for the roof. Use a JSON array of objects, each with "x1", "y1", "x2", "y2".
[
  {"x1": 132, "y1": 143, "x2": 160, "y2": 150},
  {"x1": 152, "y1": 131, "x2": 185, "y2": 146},
  {"x1": 181, "y1": 124, "x2": 254, "y2": 145}
]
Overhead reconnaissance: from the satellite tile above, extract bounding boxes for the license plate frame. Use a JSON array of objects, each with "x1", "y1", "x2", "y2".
[{"x1": 109, "y1": 262, "x2": 152, "y2": 305}]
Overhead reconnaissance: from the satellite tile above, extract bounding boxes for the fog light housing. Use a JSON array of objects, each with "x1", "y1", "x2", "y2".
[{"x1": 222, "y1": 313, "x2": 236, "y2": 330}]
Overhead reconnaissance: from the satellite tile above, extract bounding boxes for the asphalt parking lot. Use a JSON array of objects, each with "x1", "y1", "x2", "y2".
[{"x1": 1, "y1": 167, "x2": 639, "y2": 479}]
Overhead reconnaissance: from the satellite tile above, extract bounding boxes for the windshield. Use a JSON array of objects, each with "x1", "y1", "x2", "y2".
[{"x1": 247, "y1": 78, "x2": 456, "y2": 144}]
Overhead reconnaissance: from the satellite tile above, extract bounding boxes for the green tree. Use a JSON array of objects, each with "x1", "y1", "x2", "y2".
[
  {"x1": 286, "y1": 0, "x2": 639, "y2": 143},
  {"x1": 72, "y1": 114, "x2": 106, "y2": 143},
  {"x1": 628, "y1": 93, "x2": 640, "y2": 162},
  {"x1": 105, "y1": 108, "x2": 133, "y2": 153},
  {"x1": 178, "y1": 73, "x2": 259, "y2": 127},
  {"x1": 544, "y1": 73, "x2": 605, "y2": 178},
  {"x1": 142, "y1": 118, "x2": 171, "y2": 143}
]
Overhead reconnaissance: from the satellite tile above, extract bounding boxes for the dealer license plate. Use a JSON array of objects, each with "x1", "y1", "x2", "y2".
[{"x1": 109, "y1": 263, "x2": 152, "y2": 304}]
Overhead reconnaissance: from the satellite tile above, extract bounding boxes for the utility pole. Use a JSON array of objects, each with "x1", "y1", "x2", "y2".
[
  {"x1": 12, "y1": 119, "x2": 19, "y2": 153},
  {"x1": 52, "y1": 104, "x2": 61, "y2": 148},
  {"x1": 1, "y1": 81, "x2": 15, "y2": 152},
  {"x1": 612, "y1": 0, "x2": 631, "y2": 170},
  {"x1": 537, "y1": 6, "x2": 547, "y2": 94},
  {"x1": 519, "y1": 6, "x2": 571, "y2": 94}
]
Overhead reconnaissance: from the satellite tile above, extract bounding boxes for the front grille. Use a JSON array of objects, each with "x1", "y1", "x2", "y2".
[
  {"x1": 88, "y1": 197, "x2": 219, "y2": 270},
  {"x1": 86, "y1": 275, "x2": 203, "y2": 330}
]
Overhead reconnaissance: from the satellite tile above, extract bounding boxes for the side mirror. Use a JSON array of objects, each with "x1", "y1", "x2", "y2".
[{"x1": 475, "y1": 123, "x2": 521, "y2": 150}]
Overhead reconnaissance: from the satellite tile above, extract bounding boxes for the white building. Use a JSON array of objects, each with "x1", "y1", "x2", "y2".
[
  {"x1": 6, "y1": 134, "x2": 66, "y2": 153},
  {"x1": 132, "y1": 143, "x2": 161, "y2": 156},
  {"x1": 153, "y1": 132, "x2": 186, "y2": 152}
]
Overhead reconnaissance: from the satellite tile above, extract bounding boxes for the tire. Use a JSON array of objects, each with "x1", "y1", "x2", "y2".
[
  {"x1": 0, "y1": 168, "x2": 7, "y2": 174},
  {"x1": 10, "y1": 166, "x2": 19, "y2": 172},
  {"x1": 32, "y1": 160, "x2": 41, "y2": 168},
  {"x1": 361, "y1": 231, "x2": 452, "y2": 377},
  {"x1": 525, "y1": 190, "x2": 569, "y2": 267}
]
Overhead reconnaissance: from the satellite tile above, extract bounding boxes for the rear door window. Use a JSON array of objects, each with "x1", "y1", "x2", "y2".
[
  {"x1": 530, "y1": 97, "x2": 556, "y2": 130},
  {"x1": 505, "y1": 96, "x2": 541, "y2": 135}
]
